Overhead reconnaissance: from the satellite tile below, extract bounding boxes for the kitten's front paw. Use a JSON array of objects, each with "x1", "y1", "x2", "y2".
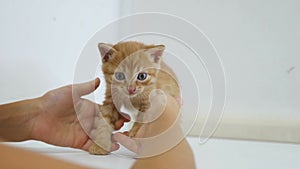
[
  {"x1": 128, "y1": 130, "x2": 136, "y2": 138},
  {"x1": 129, "y1": 122, "x2": 142, "y2": 138},
  {"x1": 88, "y1": 143, "x2": 109, "y2": 155}
]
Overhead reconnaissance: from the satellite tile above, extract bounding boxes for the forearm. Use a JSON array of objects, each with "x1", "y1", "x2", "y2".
[
  {"x1": 0, "y1": 144, "x2": 89, "y2": 169},
  {"x1": 132, "y1": 139, "x2": 195, "y2": 169},
  {"x1": 133, "y1": 95, "x2": 196, "y2": 168},
  {"x1": 0, "y1": 98, "x2": 41, "y2": 141}
]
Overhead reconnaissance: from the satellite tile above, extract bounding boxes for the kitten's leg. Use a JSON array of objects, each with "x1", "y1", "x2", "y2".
[
  {"x1": 89, "y1": 118, "x2": 113, "y2": 155},
  {"x1": 128, "y1": 104, "x2": 149, "y2": 138},
  {"x1": 128, "y1": 121, "x2": 143, "y2": 137},
  {"x1": 89, "y1": 105, "x2": 118, "y2": 155}
]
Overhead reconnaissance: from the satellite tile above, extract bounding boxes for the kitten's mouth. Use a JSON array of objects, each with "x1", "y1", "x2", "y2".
[
  {"x1": 127, "y1": 91, "x2": 139, "y2": 97},
  {"x1": 128, "y1": 93, "x2": 137, "y2": 97}
]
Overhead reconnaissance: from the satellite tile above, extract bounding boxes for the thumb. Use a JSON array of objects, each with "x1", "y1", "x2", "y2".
[
  {"x1": 113, "y1": 132, "x2": 139, "y2": 153},
  {"x1": 73, "y1": 78, "x2": 100, "y2": 97}
]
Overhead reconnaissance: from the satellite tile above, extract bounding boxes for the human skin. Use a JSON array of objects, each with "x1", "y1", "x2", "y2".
[
  {"x1": 0, "y1": 79, "x2": 195, "y2": 169},
  {"x1": 114, "y1": 94, "x2": 196, "y2": 169},
  {"x1": 0, "y1": 78, "x2": 126, "y2": 150}
]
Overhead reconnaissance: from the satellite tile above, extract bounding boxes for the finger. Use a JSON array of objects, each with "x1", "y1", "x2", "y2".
[
  {"x1": 113, "y1": 132, "x2": 139, "y2": 153},
  {"x1": 110, "y1": 143, "x2": 120, "y2": 152},
  {"x1": 114, "y1": 119, "x2": 125, "y2": 130},
  {"x1": 114, "y1": 113, "x2": 131, "y2": 129},
  {"x1": 82, "y1": 139, "x2": 94, "y2": 151},
  {"x1": 73, "y1": 78, "x2": 100, "y2": 97},
  {"x1": 122, "y1": 131, "x2": 129, "y2": 136},
  {"x1": 119, "y1": 112, "x2": 131, "y2": 122}
]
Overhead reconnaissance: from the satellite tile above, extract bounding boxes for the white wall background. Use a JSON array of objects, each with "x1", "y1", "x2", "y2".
[
  {"x1": 0, "y1": 0, "x2": 121, "y2": 103},
  {"x1": 1, "y1": 0, "x2": 299, "y2": 142},
  {"x1": 126, "y1": 0, "x2": 300, "y2": 142}
]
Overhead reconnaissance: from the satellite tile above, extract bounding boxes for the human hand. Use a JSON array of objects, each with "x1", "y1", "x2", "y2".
[
  {"x1": 113, "y1": 94, "x2": 182, "y2": 157},
  {"x1": 30, "y1": 78, "x2": 128, "y2": 151}
]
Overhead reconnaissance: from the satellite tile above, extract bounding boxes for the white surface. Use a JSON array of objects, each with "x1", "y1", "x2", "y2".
[
  {"x1": 3, "y1": 140, "x2": 136, "y2": 169},
  {"x1": 3, "y1": 137, "x2": 300, "y2": 169},
  {"x1": 193, "y1": 138, "x2": 300, "y2": 169}
]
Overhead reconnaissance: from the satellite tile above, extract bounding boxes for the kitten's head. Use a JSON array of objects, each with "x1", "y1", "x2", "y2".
[{"x1": 98, "y1": 41, "x2": 165, "y2": 98}]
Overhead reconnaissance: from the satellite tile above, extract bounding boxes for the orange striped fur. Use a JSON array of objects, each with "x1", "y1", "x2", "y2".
[{"x1": 88, "y1": 41, "x2": 180, "y2": 155}]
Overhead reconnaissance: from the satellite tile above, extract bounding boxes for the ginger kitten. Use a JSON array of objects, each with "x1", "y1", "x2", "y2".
[{"x1": 89, "y1": 41, "x2": 180, "y2": 155}]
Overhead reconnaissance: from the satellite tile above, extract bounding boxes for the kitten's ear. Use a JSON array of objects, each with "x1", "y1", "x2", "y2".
[
  {"x1": 145, "y1": 45, "x2": 165, "y2": 63},
  {"x1": 98, "y1": 43, "x2": 117, "y2": 63}
]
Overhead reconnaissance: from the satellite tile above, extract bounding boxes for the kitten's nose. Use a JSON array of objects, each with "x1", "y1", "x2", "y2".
[{"x1": 128, "y1": 86, "x2": 136, "y2": 95}]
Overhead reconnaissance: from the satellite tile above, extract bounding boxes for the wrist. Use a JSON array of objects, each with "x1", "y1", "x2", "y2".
[
  {"x1": 27, "y1": 97, "x2": 44, "y2": 141},
  {"x1": 0, "y1": 98, "x2": 42, "y2": 141}
]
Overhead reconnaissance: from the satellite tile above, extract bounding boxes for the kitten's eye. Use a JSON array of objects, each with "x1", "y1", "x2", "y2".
[
  {"x1": 137, "y1": 72, "x2": 148, "y2": 81},
  {"x1": 115, "y1": 72, "x2": 125, "y2": 80}
]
